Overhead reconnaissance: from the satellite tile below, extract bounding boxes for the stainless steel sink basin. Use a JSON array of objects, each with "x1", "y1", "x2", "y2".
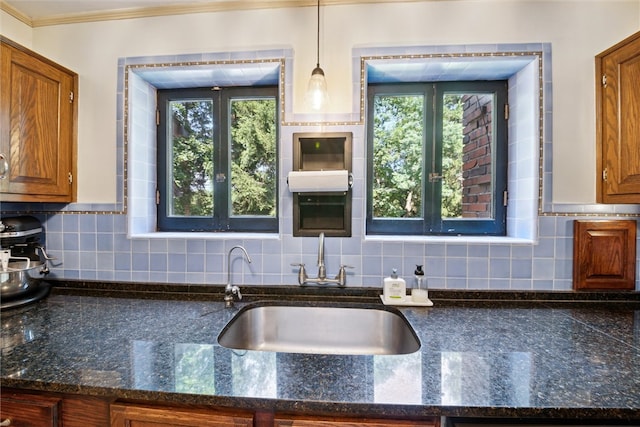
[{"x1": 217, "y1": 302, "x2": 420, "y2": 355}]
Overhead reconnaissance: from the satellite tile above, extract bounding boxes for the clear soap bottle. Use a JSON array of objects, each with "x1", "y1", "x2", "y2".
[{"x1": 411, "y1": 264, "x2": 429, "y2": 302}]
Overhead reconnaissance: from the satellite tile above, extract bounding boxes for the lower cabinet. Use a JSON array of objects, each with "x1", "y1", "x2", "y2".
[
  {"x1": 110, "y1": 402, "x2": 254, "y2": 427},
  {"x1": 273, "y1": 414, "x2": 439, "y2": 427},
  {"x1": 0, "y1": 391, "x2": 62, "y2": 427},
  {"x1": 0, "y1": 389, "x2": 110, "y2": 427},
  {"x1": 109, "y1": 403, "x2": 439, "y2": 427}
]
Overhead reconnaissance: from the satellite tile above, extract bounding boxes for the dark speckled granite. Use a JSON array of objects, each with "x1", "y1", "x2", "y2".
[{"x1": 1, "y1": 286, "x2": 639, "y2": 422}]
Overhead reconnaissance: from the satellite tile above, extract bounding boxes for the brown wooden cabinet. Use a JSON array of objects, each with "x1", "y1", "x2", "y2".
[
  {"x1": 0, "y1": 389, "x2": 110, "y2": 427},
  {"x1": 0, "y1": 37, "x2": 77, "y2": 202},
  {"x1": 573, "y1": 219, "x2": 637, "y2": 290},
  {"x1": 110, "y1": 402, "x2": 254, "y2": 427},
  {"x1": 596, "y1": 30, "x2": 640, "y2": 203},
  {"x1": 0, "y1": 391, "x2": 62, "y2": 427},
  {"x1": 273, "y1": 414, "x2": 439, "y2": 427}
]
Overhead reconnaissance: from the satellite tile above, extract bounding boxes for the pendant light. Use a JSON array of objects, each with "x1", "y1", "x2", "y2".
[{"x1": 306, "y1": 0, "x2": 329, "y2": 111}]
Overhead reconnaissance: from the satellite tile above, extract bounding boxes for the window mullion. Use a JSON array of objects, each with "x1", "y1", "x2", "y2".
[
  {"x1": 213, "y1": 88, "x2": 228, "y2": 230},
  {"x1": 425, "y1": 83, "x2": 441, "y2": 233}
]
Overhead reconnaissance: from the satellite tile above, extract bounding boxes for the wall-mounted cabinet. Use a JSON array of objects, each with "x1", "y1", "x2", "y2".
[
  {"x1": 290, "y1": 132, "x2": 353, "y2": 237},
  {"x1": 596, "y1": 30, "x2": 640, "y2": 204},
  {"x1": 573, "y1": 219, "x2": 636, "y2": 291},
  {"x1": 0, "y1": 37, "x2": 77, "y2": 203}
]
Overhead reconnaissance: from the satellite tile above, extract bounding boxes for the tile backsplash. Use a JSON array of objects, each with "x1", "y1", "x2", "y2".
[{"x1": 32, "y1": 213, "x2": 639, "y2": 291}]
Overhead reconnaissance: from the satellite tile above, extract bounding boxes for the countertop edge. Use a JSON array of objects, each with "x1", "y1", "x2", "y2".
[{"x1": 2, "y1": 379, "x2": 639, "y2": 421}]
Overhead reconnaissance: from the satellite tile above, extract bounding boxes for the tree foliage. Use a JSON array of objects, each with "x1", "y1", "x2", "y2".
[
  {"x1": 169, "y1": 97, "x2": 277, "y2": 219},
  {"x1": 372, "y1": 93, "x2": 464, "y2": 219},
  {"x1": 372, "y1": 95, "x2": 423, "y2": 218},
  {"x1": 441, "y1": 94, "x2": 463, "y2": 218},
  {"x1": 230, "y1": 99, "x2": 277, "y2": 217},
  {"x1": 170, "y1": 100, "x2": 214, "y2": 217}
]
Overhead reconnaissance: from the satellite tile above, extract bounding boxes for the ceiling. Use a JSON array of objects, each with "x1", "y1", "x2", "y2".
[{"x1": 0, "y1": 0, "x2": 425, "y2": 27}]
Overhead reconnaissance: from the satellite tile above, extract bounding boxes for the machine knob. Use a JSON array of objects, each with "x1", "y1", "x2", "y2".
[{"x1": 0, "y1": 221, "x2": 4, "y2": 232}]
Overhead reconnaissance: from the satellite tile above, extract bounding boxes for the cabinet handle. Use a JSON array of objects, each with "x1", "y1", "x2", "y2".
[
  {"x1": 0, "y1": 418, "x2": 12, "y2": 426},
  {"x1": 0, "y1": 153, "x2": 7, "y2": 180}
]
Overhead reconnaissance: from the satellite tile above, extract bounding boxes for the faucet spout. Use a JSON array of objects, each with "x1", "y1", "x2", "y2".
[
  {"x1": 317, "y1": 232, "x2": 326, "y2": 280},
  {"x1": 291, "y1": 233, "x2": 354, "y2": 287},
  {"x1": 225, "y1": 245, "x2": 252, "y2": 307}
]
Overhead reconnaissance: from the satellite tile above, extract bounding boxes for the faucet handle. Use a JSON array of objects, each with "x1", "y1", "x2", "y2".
[
  {"x1": 290, "y1": 263, "x2": 308, "y2": 286},
  {"x1": 233, "y1": 286, "x2": 242, "y2": 301},
  {"x1": 335, "y1": 265, "x2": 354, "y2": 287}
]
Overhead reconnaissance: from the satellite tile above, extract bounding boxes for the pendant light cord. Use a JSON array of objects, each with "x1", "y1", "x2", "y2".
[{"x1": 316, "y1": 0, "x2": 320, "y2": 68}]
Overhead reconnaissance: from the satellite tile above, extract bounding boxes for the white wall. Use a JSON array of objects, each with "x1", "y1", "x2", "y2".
[
  {"x1": 0, "y1": 11, "x2": 31, "y2": 46},
  {"x1": 2, "y1": 1, "x2": 639, "y2": 204}
]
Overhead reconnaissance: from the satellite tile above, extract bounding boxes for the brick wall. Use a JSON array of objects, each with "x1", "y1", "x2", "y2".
[{"x1": 462, "y1": 94, "x2": 493, "y2": 218}]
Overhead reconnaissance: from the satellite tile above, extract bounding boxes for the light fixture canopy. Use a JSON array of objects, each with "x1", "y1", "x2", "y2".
[{"x1": 305, "y1": 0, "x2": 329, "y2": 111}]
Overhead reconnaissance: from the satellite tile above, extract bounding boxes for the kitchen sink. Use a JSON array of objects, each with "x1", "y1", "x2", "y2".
[{"x1": 217, "y1": 302, "x2": 420, "y2": 355}]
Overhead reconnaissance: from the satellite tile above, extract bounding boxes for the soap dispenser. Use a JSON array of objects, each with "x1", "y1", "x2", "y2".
[
  {"x1": 383, "y1": 268, "x2": 406, "y2": 302},
  {"x1": 411, "y1": 265, "x2": 429, "y2": 302}
]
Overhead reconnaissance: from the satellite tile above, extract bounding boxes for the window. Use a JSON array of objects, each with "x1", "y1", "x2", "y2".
[
  {"x1": 366, "y1": 81, "x2": 508, "y2": 236},
  {"x1": 157, "y1": 86, "x2": 278, "y2": 232}
]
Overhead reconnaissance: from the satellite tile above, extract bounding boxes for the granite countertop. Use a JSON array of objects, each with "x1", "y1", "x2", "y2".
[{"x1": 1, "y1": 283, "x2": 639, "y2": 421}]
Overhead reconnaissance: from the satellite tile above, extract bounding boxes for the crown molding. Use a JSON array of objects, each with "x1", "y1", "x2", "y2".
[
  {"x1": 0, "y1": 1, "x2": 33, "y2": 27},
  {"x1": 1, "y1": 0, "x2": 431, "y2": 28}
]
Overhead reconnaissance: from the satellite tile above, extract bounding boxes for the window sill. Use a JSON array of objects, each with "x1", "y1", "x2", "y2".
[
  {"x1": 364, "y1": 235, "x2": 536, "y2": 244},
  {"x1": 129, "y1": 231, "x2": 281, "y2": 240}
]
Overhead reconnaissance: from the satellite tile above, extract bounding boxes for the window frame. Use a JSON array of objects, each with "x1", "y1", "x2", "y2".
[
  {"x1": 157, "y1": 85, "x2": 279, "y2": 233},
  {"x1": 366, "y1": 80, "x2": 508, "y2": 236}
]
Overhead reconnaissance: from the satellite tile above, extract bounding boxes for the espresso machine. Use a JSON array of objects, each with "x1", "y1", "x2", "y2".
[{"x1": 0, "y1": 216, "x2": 52, "y2": 309}]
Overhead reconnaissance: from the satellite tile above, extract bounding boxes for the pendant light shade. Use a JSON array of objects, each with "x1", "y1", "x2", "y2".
[{"x1": 306, "y1": 0, "x2": 329, "y2": 111}]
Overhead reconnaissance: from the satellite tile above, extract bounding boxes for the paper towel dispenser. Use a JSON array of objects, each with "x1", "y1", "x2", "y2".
[
  {"x1": 291, "y1": 132, "x2": 352, "y2": 237},
  {"x1": 287, "y1": 170, "x2": 351, "y2": 192}
]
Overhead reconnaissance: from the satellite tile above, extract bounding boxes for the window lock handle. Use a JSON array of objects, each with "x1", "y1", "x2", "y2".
[{"x1": 428, "y1": 172, "x2": 442, "y2": 182}]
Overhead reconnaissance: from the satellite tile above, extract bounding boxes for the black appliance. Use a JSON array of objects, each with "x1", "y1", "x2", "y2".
[{"x1": 0, "y1": 216, "x2": 51, "y2": 309}]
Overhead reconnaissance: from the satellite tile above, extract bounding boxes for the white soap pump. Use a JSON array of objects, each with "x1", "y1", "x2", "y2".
[{"x1": 383, "y1": 268, "x2": 406, "y2": 301}]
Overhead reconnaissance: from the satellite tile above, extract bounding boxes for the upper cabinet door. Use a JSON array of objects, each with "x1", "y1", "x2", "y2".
[
  {"x1": 596, "y1": 31, "x2": 640, "y2": 204},
  {"x1": 0, "y1": 38, "x2": 77, "y2": 202}
]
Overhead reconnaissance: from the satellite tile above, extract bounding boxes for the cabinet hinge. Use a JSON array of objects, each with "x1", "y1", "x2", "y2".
[
  {"x1": 156, "y1": 110, "x2": 160, "y2": 126},
  {"x1": 504, "y1": 104, "x2": 509, "y2": 121},
  {"x1": 602, "y1": 168, "x2": 608, "y2": 182},
  {"x1": 69, "y1": 91, "x2": 74, "y2": 103},
  {"x1": 602, "y1": 74, "x2": 607, "y2": 87},
  {"x1": 503, "y1": 190, "x2": 508, "y2": 207},
  {"x1": 68, "y1": 172, "x2": 73, "y2": 184},
  {"x1": 156, "y1": 189, "x2": 160, "y2": 205}
]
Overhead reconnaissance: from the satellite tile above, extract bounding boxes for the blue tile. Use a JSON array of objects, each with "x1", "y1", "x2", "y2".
[
  {"x1": 115, "y1": 253, "x2": 131, "y2": 271},
  {"x1": 168, "y1": 254, "x2": 187, "y2": 272},
  {"x1": 96, "y1": 215, "x2": 115, "y2": 232},
  {"x1": 132, "y1": 252, "x2": 150, "y2": 271},
  {"x1": 186, "y1": 253, "x2": 204, "y2": 273},
  {"x1": 63, "y1": 233, "x2": 80, "y2": 251},
  {"x1": 79, "y1": 234, "x2": 97, "y2": 252},
  {"x1": 150, "y1": 253, "x2": 168, "y2": 272},
  {"x1": 511, "y1": 259, "x2": 532, "y2": 279},
  {"x1": 490, "y1": 258, "x2": 511, "y2": 279}
]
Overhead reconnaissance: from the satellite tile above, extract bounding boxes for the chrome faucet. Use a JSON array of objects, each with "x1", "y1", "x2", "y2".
[
  {"x1": 225, "y1": 245, "x2": 252, "y2": 307},
  {"x1": 317, "y1": 232, "x2": 327, "y2": 281},
  {"x1": 291, "y1": 232, "x2": 353, "y2": 287}
]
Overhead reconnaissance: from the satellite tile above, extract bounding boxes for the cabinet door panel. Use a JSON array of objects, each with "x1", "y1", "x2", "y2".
[
  {"x1": 0, "y1": 393, "x2": 61, "y2": 427},
  {"x1": 274, "y1": 415, "x2": 438, "y2": 427},
  {"x1": 573, "y1": 219, "x2": 637, "y2": 290},
  {"x1": 0, "y1": 38, "x2": 76, "y2": 202},
  {"x1": 597, "y1": 31, "x2": 640, "y2": 203},
  {"x1": 110, "y1": 402, "x2": 254, "y2": 427}
]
